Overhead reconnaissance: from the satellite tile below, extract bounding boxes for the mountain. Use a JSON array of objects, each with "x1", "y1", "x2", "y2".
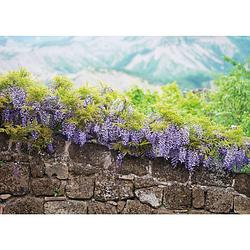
[{"x1": 0, "y1": 36, "x2": 249, "y2": 90}]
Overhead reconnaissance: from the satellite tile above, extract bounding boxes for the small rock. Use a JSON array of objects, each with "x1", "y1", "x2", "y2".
[
  {"x1": 0, "y1": 194, "x2": 11, "y2": 200},
  {"x1": 135, "y1": 187, "x2": 163, "y2": 208}
]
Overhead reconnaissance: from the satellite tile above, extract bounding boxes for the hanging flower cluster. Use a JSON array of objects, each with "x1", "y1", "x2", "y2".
[{"x1": 0, "y1": 84, "x2": 249, "y2": 173}]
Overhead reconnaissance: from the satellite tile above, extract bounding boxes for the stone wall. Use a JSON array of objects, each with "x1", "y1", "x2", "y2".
[{"x1": 0, "y1": 135, "x2": 250, "y2": 214}]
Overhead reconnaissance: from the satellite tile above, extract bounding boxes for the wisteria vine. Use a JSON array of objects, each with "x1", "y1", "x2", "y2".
[{"x1": 0, "y1": 85, "x2": 249, "y2": 173}]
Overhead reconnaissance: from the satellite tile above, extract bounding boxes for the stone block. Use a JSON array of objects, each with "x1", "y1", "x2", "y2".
[
  {"x1": 94, "y1": 174, "x2": 134, "y2": 201},
  {"x1": 66, "y1": 176, "x2": 95, "y2": 199},
  {"x1": 88, "y1": 201, "x2": 117, "y2": 214},
  {"x1": 3, "y1": 196, "x2": 44, "y2": 214},
  {"x1": 163, "y1": 183, "x2": 192, "y2": 209},
  {"x1": 234, "y1": 195, "x2": 250, "y2": 214},
  {"x1": 135, "y1": 187, "x2": 163, "y2": 208},
  {"x1": 45, "y1": 200, "x2": 87, "y2": 214},
  {"x1": 206, "y1": 187, "x2": 233, "y2": 213},
  {"x1": 192, "y1": 186, "x2": 205, "y2": 209},
  {"x1": 31, "y1": 178, "x2": 64, "y2": 197}
]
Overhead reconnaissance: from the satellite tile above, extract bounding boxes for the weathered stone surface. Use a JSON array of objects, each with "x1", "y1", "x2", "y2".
[
  {"x1": 122, "y1": 200, "x2": 155, "y2": 214},
  {"x1": 0, "y1": 133, "x2": 9, "y2": 151},
  {"x1": 69, "y1": 143, "x2": 113, "y2": 173},
  {"x1": 0, "y1": 151, "x2": 13, "y2": 162},
  {"x1": 135, "y1": 187, "x2": 163, "y2": 208},
  {"x1": 192, "y1": 186, "x2": 205, "y2": 209},
  {"x1": 206, "y1": 187, "x2": 233, "y2": 213},
  {"x1": 0, "y1": 162, "x2": 29, "y2": 195},
  {"x1": 134, "y1": 176, "x2": 158, "y2": 189},
  {"x1": 52, "y1": 135, "x2": 66, "y2": 154},
  {"x1": 88, "y1": 201, "x2": 117, "y2": 214},
  {"x1": 71, "y1": 163, "x2": 102, "y2": 176},
  {"x1": 0, "y1": 194, "x2": 11, "y2": 200},
  {"x1": 3, "y1": 196, "x2": 44, "y2": 214},
  {"x1": 44, "y1": 156, "x2": 69, "y2": 179},
  {"x1": 163, "y1": 184, "x2": 192, "y2": 210},
  {"x1": 31, "y1": 178, "x2": 64, "y2": 196},
  {"x1": 117, "y1": 156, "x2": 148, "y2": 176},
  {"x1": 44, "y1": 200, "x2": 87, "y2": 214},
  {"x1": 152, "y1": 158, "x2": 189, "y2": 183},
  {"x1": 66, "y1": 176, "x2": 95, "y2": 199},
  {"x1": 234, "y1": 174, "x2": 250, "y2": 197},
  {"x1": 234, "y1": 195, "x2": 250, "y2": 214},
  {"x1": 94, "y1": 174, "x2": 134, "y2": 201},
  {"x1": 192, "y1": 167, "x2": 234, "y2": 187},
  {"x1": 30, "y1": 158, "x2": 45, "y2": 178},
  {"x1": 117, "y1": 201, "x2": 126, "y2": 213}
]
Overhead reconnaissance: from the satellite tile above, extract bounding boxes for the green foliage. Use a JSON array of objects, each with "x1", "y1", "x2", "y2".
[{"x1": 209, "y1": 57, "x2": 250, "y2": 136}]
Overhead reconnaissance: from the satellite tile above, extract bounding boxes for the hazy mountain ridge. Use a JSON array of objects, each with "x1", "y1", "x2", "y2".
[{"x1": 0, "y1": 36, "x2": 249, "y2": 90}]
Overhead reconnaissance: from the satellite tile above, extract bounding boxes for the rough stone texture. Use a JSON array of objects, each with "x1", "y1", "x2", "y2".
[
  {"x1": 45, "y1": 200, "x2": 87, "y2": 214},
  {"x1": 134, "y1": 176, "x2": 158, "y2": 189},
  {"x1": 30, "y1": 157, "x2": 45, "y2": 178},
  {"x1": 0, "y1": 162, "x2": 29, "y2": 195},
  {"x1": 117, "y1": 156, "x2": 148, "y2": 176},
  {"x1": 3, "y1": 196, "x2": 44, "y2": 214},
  {"x1": 44, "y1": 156, "x2": 69, "y2": 179},
  {"x1": 66, "y1": 176, "x2": 95, "y2": 199},
  {"x1": 0, "y1": 140, "x2": 249, "y2": 214},
  {"x1": 88, "y1": 201, "x2": 117, "y2": 214},
  {"x1": 135, "y1": 187, "x2": 163, "y2": 208},
  {"x1": 206, "y1": 187, "x2": 233, "y2": 213},
  {"x1": 69, "y1": 143, "x2": 113, "y2": 174},
  {"x1": 122, "y1": 200, "x2": 155, "y2": 214},
  {"x1": 234, "y1": 174, "x2": 250, "y2": 197},
  {"x1": 31, "y1": 178, "x2": 64, "y2": 197},
  {"x1": 117, "y1": 201, "x2": 126, "y2": 213},
  {"x1": 94, "y1": 174, "x2": 134, "y2": 201},
  {"x1": 192, "y1": 186, "x2": 205, "y2": 209},
  {"x1": 234, "y1": 195, "x2": 250, "y2": 214},
  {"x1": 152, "y1": 158, "x2": 189, "y2": 183},
  {"x1": 163, "y1": 184, "x2": 192, "y2": 210},
  {"x1": 0, "y1": 133, "x2": 9, "y2": 151},
  {"x1": 192, "y1": 167, "x2": 234, "y2": 187}
]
